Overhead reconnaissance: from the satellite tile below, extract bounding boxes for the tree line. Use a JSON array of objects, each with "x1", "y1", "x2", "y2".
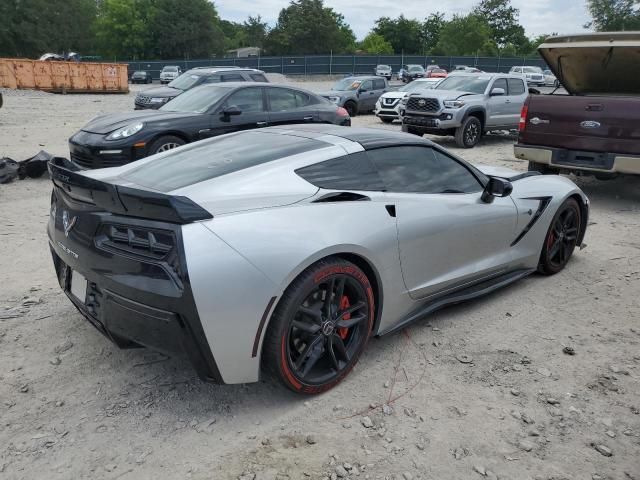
[{"x1": 0, "y1": 0, "x2": 637, "y2": 60}]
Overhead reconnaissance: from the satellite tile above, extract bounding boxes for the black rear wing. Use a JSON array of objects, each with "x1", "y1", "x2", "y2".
[{"x1": 48, "y1": 157, "x2": 212, "y2": 224}]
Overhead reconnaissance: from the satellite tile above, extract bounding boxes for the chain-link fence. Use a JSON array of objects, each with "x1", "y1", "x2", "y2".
[{"x1": 123, "y1": 54, "x2": 547, "y2": 80}]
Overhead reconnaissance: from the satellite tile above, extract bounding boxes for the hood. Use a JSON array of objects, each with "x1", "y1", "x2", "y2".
[
  {"x1": 81, "y1": 110, "x2": 197, "y2": 135},
  {"x1": 412, "y1": 89, "x2": 482, "y2": 100},
  {"x1": 474, "y1": 164, "x2": 520, "y2": 179},
  {"x1": 538, "y1": 31, "x2": 640, "y2": 95},
  {"x1": 135, "y1": 85, "x2": 183, "y2": 99},
  {"x1": 380, "y1": 91, "x2": 407, "y2": 100}
]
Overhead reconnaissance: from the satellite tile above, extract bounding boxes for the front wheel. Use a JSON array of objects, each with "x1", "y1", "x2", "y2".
[
  {"x1": 147, "y1": 135, "x2": 185, "y2": 155},
  {"x1": 538, "y1": 198, "x2": 581, "y2": 275},
  {"x1": 402, "y1": 125, "x2": 423, "y2": 136},
  {"x1": 262, "y1": 258, "x2": 375, "y2": 394},
  {"x1": 344, "y1": 101, "x2": 357, "y2": 117},
  {"x1": 379, "y1": 117, "x2": 393, "y2": 124},
  {"x1": 454, "y1": 116, "x2": 482, "y2": 148}
]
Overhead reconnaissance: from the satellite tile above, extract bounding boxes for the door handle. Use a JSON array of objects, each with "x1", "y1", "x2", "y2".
[
  {"x1": 303, "y1": 116, "x2": 313, "y2": 121},
  {"x1": 256, "y1": 121, "x2": 268, "y2": 127},
  {"x1": 505, "y1": 99, "x2": 511, "y2": 103}
]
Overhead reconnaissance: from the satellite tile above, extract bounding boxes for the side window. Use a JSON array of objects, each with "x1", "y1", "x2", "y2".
[
  {"x1": 203, "y1": 75, "x2": 221, "y2": 84},
  {"x1": 360, "y1": 80, "x2": 373, "y2": 91},
  {"x1": 295, "y1": 91, "x2": 311, "y2": 107},
  {"x1": 512, "y1": 67, "x2": 521, "y2": 73},
  {"x1": 224, "y1": 88, "x2": 264, "y2": 112},
  {"x1": 267, "y1": 88, "x2": 301, "y2": 111},
  {"x1": 295, "y1": 152, "x2": 386, "y2": 191},
  {"x1": 367, "y1": 146, "x2": 483, "y2": 194},
  {"x1": 221, "y1": 73, "x2": 246, "y2": 82},
  {"x1": 373, "y1": 78, "x2": 385, "y2": 90},
  {"x1": 492, "y1": 78, "x2": 508, "y2": 93},
  {"x1": 249, "y1": 73, "x2": 268, "y2": 82},
  {"x1": 507, "y1": 78, "x2": 525, "y2": 95}
]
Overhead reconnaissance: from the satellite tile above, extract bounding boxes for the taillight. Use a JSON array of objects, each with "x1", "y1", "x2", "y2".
[
  {"x1": 336, "y1": 107, "x2": 349, "y2": 117},
  {"x1": 519, "y1": 104, "x2": 529, "y2": 132}
]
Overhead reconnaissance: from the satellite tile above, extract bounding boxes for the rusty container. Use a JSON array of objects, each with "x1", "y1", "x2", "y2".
[{"x1": 0, "y1": 58, "x2": 129, "y2": 93}]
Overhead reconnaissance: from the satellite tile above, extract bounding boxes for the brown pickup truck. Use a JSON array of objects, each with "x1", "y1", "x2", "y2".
[{"x1": 515, "y1": 32, "x2": 640, "y2": 179}]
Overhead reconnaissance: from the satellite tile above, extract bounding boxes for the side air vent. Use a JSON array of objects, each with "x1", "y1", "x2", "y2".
[
  {"x1": 96, "y1": 224, "x2": 175, "y2": 260},
  {"x1": 313, "y1": 192, "x2": 371, "y2": 203}
]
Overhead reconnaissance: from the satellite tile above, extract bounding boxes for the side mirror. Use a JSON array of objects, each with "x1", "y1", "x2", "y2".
[
  {"x1": 490, "y1": 87, "x2": 505, "y2": 96},
  {"x1": 481, "y1": 177, "x2": 513, "y2": 203},
  {"x1": 221, "y1": 105, "x2": 242, "y2": 117}
]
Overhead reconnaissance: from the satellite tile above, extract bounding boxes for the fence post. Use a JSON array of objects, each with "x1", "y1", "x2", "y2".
[
  {"x1": 352, "y1": 55, "x2": 355, "y2": 75},
  {"x1": 329, "y1": 50, "x2": 332, "y2": 75},
  {"x1": 304, "y1": 55, "x2": 307, "y2": 77},
  {"x1": 281, "y1": 56, "x2": 284, "y2": 74}
]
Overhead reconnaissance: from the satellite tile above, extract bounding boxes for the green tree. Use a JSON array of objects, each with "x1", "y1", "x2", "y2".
[
  {"x1": 149, "y1": 0, "x2": 224, "y2": 59},
  {"x1": 373, "y1": 15, "x2": 424, "y2": 54},
  {"x1": 585, "y1": 0, "x2": 640, "y2": 31},
  {"x1": 95, "y1": 0, "x2": 151, "y2": 59},
  {"x1": 359, "y1": 33, "x2": 393, "y2": 54},
  {"x1": 474, "y1": 0, "x2": 523, "y2": 47},
  {"x1": 422, "y1": 12, "x2": 446, "y2": 53},
  {"x1": 264, "y1": 0, "x2": 355, "y2": 54},
  {"x1": 243, "y1": 15, "x2": 269, "y2": 48},
  {"x1": 436, "y1": 14, "x2": 497, "y2": 56},
  {"x1": 0, "y1": 0, "x2": 97, "y2": 58}
]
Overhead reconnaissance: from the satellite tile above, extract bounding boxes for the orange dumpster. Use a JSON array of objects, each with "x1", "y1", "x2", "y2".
[{"x1": 0, "y1": 58, "x2": 129, "y2": 93}]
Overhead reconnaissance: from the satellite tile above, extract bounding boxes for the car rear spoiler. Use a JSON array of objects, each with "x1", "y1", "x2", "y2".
[{"x1": 48, "y1": 157, "x2": 212, "y2": 224}]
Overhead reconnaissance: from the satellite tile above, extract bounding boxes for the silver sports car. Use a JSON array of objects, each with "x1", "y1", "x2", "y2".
[{"x1": 47, "y1": 125, "x2": 589, "y2": 394}]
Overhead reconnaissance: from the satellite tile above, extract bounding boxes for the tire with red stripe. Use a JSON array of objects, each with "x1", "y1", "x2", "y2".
[{"x1": 262, "y1": 258, "x2": 375, "y2": 394}]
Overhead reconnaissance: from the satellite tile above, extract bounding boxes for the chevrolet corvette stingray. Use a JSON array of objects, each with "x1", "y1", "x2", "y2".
[{"x1": 47, "y1": 125, "x2": 589, "y2": 394}]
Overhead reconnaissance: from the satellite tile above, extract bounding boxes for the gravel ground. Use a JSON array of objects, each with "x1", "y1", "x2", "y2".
[{"x1": 0, "y1": 81, "x2": 639, "y2": 480}]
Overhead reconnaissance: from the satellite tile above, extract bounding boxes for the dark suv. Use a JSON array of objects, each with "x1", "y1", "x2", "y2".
[{"x1": 134, "y1": 67, "x2": 269, "y2": 110}]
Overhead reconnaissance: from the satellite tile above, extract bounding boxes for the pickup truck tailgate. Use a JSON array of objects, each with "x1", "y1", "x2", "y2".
[{"x1": 519, "y1": 95, "x2": 640, "y2": 155}]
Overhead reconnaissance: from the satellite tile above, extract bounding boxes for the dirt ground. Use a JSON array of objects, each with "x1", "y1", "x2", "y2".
[{"x1": 0, "y1": 81, "x2": 639, "y2": 480}]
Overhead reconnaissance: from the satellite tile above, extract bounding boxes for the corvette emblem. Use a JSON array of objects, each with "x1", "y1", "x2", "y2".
[
  {"x1": 418, "y1": 99, "x2": 426, "y2": 106},
  {"x1": 580, "y1": 120, "x2": 601, "y2": 129},
  {"x1": 62, "y1": 210, "x2": 77, "y2": 237}
]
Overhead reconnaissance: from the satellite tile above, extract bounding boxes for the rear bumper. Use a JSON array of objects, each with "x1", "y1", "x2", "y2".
[
  {"x1": 515, "y1": 144, "x2": 640, "y2": 175},
  {"x1": 49, "y1": 238, "x2": 224, "y2": 383}
]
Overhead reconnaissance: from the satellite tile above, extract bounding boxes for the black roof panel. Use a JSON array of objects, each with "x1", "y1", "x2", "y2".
[{"x1": 268, "y1": 125, "x2": 434, "y2": 150}]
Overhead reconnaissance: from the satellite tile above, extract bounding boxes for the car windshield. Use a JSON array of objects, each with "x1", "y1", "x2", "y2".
[
  {"x1": 435, "y1": 75, "x2": 491, "y2": 94},
  {"x1": 133, "y1": 71, "x2": 146, "y2": 75},
  {"x1": 168, "y1": 73, "x2": 202, "y2": 91},
  {"x1": 163, "y1": 66, "x2": 178, "y2": 72},
  {"x1": 377, "y1": 65, "x2": 391, "y2": 71},
  {"x1": 523, "y1": 67, "x2": 543, "y2": 74},
  {"x1": 160, "y1": 85, "x2": 232, "y2": 113},
  {"x1": 408, "y1": 66, "x2": 424, "y2": 73},
  {"x1": 332, "y1": 78, "x2": 362, "y2": 91}
]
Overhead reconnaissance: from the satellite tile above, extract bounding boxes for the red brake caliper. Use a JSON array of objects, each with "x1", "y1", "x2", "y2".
[{"x1": 337, "y1": 295, "x2": 350, "y2": 340}]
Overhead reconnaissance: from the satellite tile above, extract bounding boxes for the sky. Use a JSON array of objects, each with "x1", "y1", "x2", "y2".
[{"x1": 215, "y1": 0, "x2": 591, "y2": 40}]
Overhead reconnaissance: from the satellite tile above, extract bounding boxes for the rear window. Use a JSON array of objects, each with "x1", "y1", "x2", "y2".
[
  {"x1": 250, "y1": 73, "x2": 268, "y2": 82},
  {"x1": 121, "y1": 132, "x2": 326, "y2": 192}
]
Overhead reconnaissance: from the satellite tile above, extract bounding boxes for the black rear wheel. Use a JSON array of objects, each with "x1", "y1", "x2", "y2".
[
  {"x1": 263, "y1": 258, "x2": 375, "y2": 394},
  {"x1": 538, "y1": 198, "x2": 581, "y2": 275}
]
